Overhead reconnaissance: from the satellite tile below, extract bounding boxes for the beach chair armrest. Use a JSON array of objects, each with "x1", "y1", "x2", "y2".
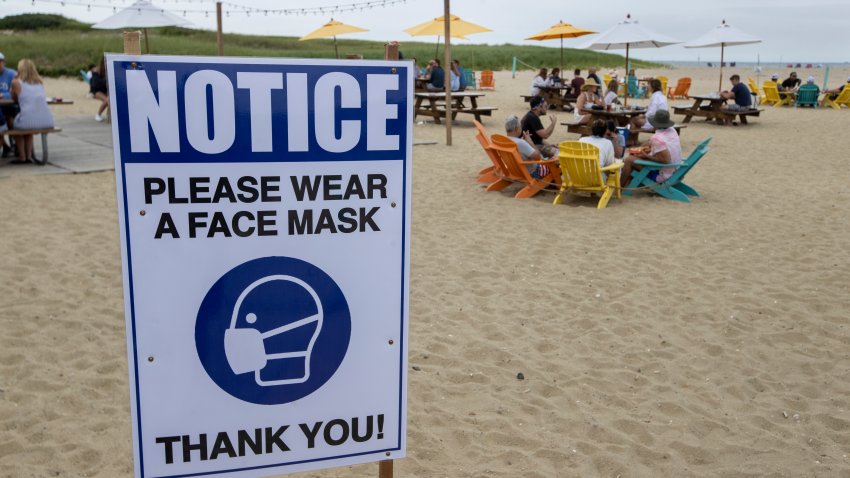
[
  {"x1": 633, "y1": 159, "x2": 683, "y2": 169},
  {"x1": 601, "y1": 163, "x2": 624, "y2": 172},
  {"x1": 524, "y1": 158, "x2": 559, "y2": 165}
]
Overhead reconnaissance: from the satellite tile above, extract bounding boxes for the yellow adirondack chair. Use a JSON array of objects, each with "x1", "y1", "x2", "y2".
[
  {"x1": 748, "y1": 78, "x2": 764, "y2": 105},
  {"x1": 656, "y1": 75, "x2": 668, "y2": 96},
  {"x1": 762, "y1": 82, "x2": 791, "y2": 107},
  {"x1": 553, "y1": 141, "x2": 623, "y2": 209},
  {"x1": 603, "y1": 74, "x2": 612, "y2": 86},
  {"x1": 823, "y1": 84, "x2": 850, "y2": 110}
]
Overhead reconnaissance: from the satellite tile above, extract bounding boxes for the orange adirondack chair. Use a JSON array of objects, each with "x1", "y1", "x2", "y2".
[
  {"x1": 478, "y1": 70, "x2": 496, "y2": 90},
  {"x1": 667, "y1": 77, "x2": 692, "y2": 99},
  {"x1": 473, "y1": 120, "x2": 504, "y2": 184},
  {"x1": 488, "y1": 134, "x2": 560, "y2": 198}
]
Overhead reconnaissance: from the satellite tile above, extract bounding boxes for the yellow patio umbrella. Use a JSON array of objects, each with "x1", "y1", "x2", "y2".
[
  {"x1": 299, "y1": 19, "x2": 368, "y2": 59},
  {"x1": 405, "y1": 14, "x2": 490, "y2": 56},
  {"x1": 526, "y1": 21, "x2": 596, "y2": 72}
]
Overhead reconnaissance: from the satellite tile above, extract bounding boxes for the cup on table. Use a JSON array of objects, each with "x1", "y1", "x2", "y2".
[{"x1": 606, "y1": 104, "x2": 611, "y2": 111}]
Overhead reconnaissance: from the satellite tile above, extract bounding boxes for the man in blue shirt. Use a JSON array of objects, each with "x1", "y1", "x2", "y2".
[
  {"x1": 720, "y1": 74, "x2": 752, "y2": 115},
  {"x1": 0, "y1": 52, "x2": 18, "y2": 156},
  {"x1": 424, "y1": 59, "x2": 444, "y2": 91},
  {"x1": 452, "y1": 59, "x2": 466, "y2": 91}
]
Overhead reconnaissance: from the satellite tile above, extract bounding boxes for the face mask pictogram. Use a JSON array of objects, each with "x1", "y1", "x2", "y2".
[{"x1": 224, "y1": 275, "x2": 323, "y2": 387}]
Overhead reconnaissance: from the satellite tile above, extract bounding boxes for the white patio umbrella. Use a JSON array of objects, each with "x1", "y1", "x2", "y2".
[
  {"x1": 92, "y1": 0, "x2": 191, "y2": 53},
  {"x1": 578, "y1": 14, "x2": 680, "y2": 105},
  {"x1": 684, "y1": 20, "x2": 761, "y2": 91}
]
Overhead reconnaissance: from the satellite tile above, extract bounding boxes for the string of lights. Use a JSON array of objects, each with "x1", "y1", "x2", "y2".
[{"x1": 13, "y1": 0, "x2": 409, "y2": 17}]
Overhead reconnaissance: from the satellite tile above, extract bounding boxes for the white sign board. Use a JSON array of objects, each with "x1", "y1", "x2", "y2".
[{"x1": 107, "y1": 54, "x2": 411, "y2": 478}]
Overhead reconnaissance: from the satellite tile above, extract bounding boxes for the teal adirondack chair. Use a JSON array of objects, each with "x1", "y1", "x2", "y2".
[
  {"x1": 623, "y1": 137, "x2": 712, "y2": 202},
  {"x1": 627, "y1": 76, "x2": 645, "y2": 98},
  {"x1": 462, "y1": 69, "x2": 476, "y2": 90},
  {"x1": 795, "y1": 84, "x2": 819, "y2": 107}
]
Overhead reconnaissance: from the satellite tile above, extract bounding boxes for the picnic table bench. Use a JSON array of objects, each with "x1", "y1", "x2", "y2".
[
  {"x1": 672, "y1": 94, "x2": 764, "y2": 125},
  {"x1": 5, "y1": 128, "x2": 63, "y2": 165},
  {"x1": 415, "y1": 91, "x2": 497, "y2": 124}
]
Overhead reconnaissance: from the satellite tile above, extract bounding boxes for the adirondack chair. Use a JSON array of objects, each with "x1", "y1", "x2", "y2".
[
  {"x1": 488, "y1": 134, "x2": 560, "y2": 198},
  {"x1": 478, "y1": 70, "x2": 495, "y2": 90},
  {"x1": 656, "y1": 76, "x2": 669, "y2": 97},
  {"x1": 823, "y1": 84, "x2": 850, "y2": 110},
  {"x1": 795, "y1": 84, "x2": 819, "y2": 107},
  {"x1": 603, "y1": 74, "x2": 612, "y2": 86},
  {"x1": 79, "y1": 69, "x2": 91, "y2": 85},
  {"x1": 762, "y1": 82, "x2": 792, "y2": 106},
  {"x1": 748, "y1": 78, "x2": 763, "y2": 105},
  {"x1": 473, "y1": 120, "x2": 503, "y2": 184},
  {"x1": 623, "y1": 137, "x2": 712, "y2": 202},
  {"x1": 667, "y1": 78, "x2": 691, "y2": 99},
  {"x1": 462, "y1": 69, "x2": 477, "y2": 90},
  {"x1": 553, "y1": 141, "x2": 623, "y2": 209}
]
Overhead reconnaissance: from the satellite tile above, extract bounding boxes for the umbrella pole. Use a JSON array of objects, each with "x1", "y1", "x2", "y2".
[
  {"x1": 144, "y1": 28, "x2": 150, "y2": 54},
  {"x1": 443, "y1": 0, "x2": 452, "y2": 146},
  {"x1": 560, "y1": 36, "x2": 563, "y2": 73},
  {"x1": 334, "y1": 36, "x2": 339, "y2": 59},
  {"x1": 718, "y1": 43, "x2": 724, "y2": 91},
  {"x1": 435, "y1": 36, "x2": 440, "y2": 59},
  {"x1": 624, "y1": 44, "x2": 629, "y2": 107}
]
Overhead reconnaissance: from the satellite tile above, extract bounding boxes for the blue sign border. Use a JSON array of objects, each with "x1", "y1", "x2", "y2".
[{"x1": 108, "y1": 55, "x2": 410, "y2": 478}]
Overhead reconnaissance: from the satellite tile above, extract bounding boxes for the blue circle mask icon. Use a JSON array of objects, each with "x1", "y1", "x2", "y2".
[{"x1": 195, "y1": 257, "x2": 351, "y2": 405}]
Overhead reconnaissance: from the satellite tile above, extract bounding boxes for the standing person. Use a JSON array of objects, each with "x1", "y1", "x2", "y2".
[
  {"x1": 10, "y1": 59, "x2": 54, "y2": 164},
  {"x1": 0, "y1": 52, "x2": 18, "y2": 157},
  {"x1": 521, "y1": 96, "x2": 556, "y2": 146},
  {"x1": 424, "y1": 59, "x2": 445, "y2": 92},
  {"x1": 630, "y1": 78, "x2": 667, "y2": 131},
  {"x1": 567, "y1": 68, "x2": 585, "y2": 98},
  {"x1": 531, "y1": 67, "x2": 549, "y2": 96},
  {"x1": 91, "y1": 56, "x2": 109, "y2": 122},
  {"x1": 620, "y1": 109, "x2": 681, "y2": 187},
  {"x1": 720, "y1": 74, "x2": 752, "y2": 123},
  {"x1": 573, "y1": 79, "x2": 603, "y2": 125}
]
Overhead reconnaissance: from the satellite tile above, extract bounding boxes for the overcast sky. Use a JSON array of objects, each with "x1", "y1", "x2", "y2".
[{"x1": 3, "y1": 0, "x2": 849, "y2": 63}]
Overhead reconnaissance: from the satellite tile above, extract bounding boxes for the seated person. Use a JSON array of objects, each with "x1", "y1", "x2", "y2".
[
  {"x1": 803, "y1": 75, "x2": 820, "y2": 93},
  {"x1": 521, "y1": 96, "x2": 556, "y2": 146},
  {"x1": 449, "y1": 61, "x2": 461, "y2": 92},
  {"x1": 0, "y1": 52, "x2": 18, "y2": 157},
  {"x1": 578, "y1": 120, "x2": 617, "y2": 170},
  {"x1": 587, "y1": 67, "x2": 602, "y2": 89},
  {"x1": 548, "y1": 68, "x2": 562, "y2": 86},
  {"x1": 780, "y1": 71, "x2": 800, "y2": 92},
  {"x1": 630, "y1": 78, "x2": 667, "y2": 131},
  {"x1": 769, "y1": 73, "x2": 780, "y2": 86},
  {"x1": 504, "y1": 115, "x2": 555, "y2": 179},
  {"x1": 424, "y1": 59, "x2": 445, "y2": 91},
  {"x1": 10, "y1": 59, "x2": 55, "y2": 164},
  {"x1": 720, "y1": 74, "x2": 752, "y2": 122},
  {"x1": 531, "y1": 67, "x2": 549, "y2": 96},
  {"x1": 605, "y1": 120, "x2": 625, "y2": 159},
  {"x1": 604, "y1": 79, "x2": 621, "y2": 106},
  {"x1": 567, "y1": 68, "x2": 584, "y2": 98},
  {"x1": 824, "y1": 76, "x2": 850, "y2": 100},
  {"x1": 620, "y1": 110, "x2": 681, "y2": 187},
  {"x1": 573, "y1": 79, "x2": 603, "y2": 125}
]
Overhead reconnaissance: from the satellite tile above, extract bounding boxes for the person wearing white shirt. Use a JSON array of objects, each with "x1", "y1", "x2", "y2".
[
  {"x1": 579, "y1": 120, "x2": 617, "y2": 170},
  {"x1": 630, "y1": 78, "x2": 668, "y2": 131},
  {"x1": 604, "y1": 79, "x2": 621, "y2": 106},
  {"x1": 530, "y1": 67, "x2": 549, "y2": 96}
]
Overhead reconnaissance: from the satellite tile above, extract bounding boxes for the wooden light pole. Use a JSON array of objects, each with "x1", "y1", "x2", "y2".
[{"x1": 216, "y1": 1, "x2": 224, "y2": 56}]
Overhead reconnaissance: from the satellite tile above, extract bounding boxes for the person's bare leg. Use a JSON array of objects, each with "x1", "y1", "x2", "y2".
[
  {"x1": 16, "y1": 135, "x2": 27, "y2": 161},
  {"x1": 621, "y1": 155, "x2": 638, "y2": 187},
  {"x1": 25, "y1": 136, "x2": 34, "y2": 161}
]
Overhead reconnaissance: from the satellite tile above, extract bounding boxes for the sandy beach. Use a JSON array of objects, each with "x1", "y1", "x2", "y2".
[{"x1": 2, "y1": 65, "x2": 850, "y2": 477}]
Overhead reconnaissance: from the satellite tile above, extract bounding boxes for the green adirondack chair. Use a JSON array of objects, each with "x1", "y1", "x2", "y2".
[
  {"x1": 795, "y1": 84, "x2": 819, "y2": 107},
  {"x1": 623, "y1": 137, "x2": 712, "y2": 202},
  {"x1": 627, "y1": 76, "x2": 645, "y2": 98},
  {"x1": 462, "y1": 69, "x2": 476, "y2": 90}
]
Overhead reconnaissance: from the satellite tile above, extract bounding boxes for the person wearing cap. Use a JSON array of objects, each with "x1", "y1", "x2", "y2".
[
  {"x1": 573, "y1": 79, "x2": 603, "y2": 125},
  {"x1": 804, "y1": 75, "x2": 820, "y2": 94},
  {"x1": 780, "y1": 71, "x2": 801, "y2": 92},
  {"x1": 630, "y1": 78, "x2": 668, "y2": 132},
  {"x1": 620, "y1": 109, "x2": 682, "y2": 187},
  {"x1": 521, "y1": 95, "x2": 557, "y2": 146},
  {"x1": 0, "y1": 52, "x2": 18, "y2": 157},
  {"x1": 720, "y1": 74, "x2": 752, "y2": 122},
  {"x1": 769, "y1": 73, "x2": 780, "y2": 85}
]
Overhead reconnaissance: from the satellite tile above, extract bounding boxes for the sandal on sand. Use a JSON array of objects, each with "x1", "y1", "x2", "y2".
[{"x1": 10, "y1": 159, "x2": 30, "y2": 164}]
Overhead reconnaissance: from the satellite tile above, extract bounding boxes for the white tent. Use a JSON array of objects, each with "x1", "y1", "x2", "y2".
[
  {"x1": 579, "y1": 14, "x2": 680, "y2": 105},
  {"x1": 684, "y1": 20, "x2": 761, "y2": 91},
  {"x1": 92, "y1": 0, "x2": 190, "y2": 53}
]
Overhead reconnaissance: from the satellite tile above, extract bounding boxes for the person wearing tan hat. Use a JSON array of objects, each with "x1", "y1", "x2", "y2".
[{"x1": 573, "y1": 78, "x2": 604, "y2": 125}]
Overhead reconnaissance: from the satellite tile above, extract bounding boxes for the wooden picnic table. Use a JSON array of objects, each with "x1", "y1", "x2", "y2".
[
  {"x1": 535, "y1": 85, "x2": 577, "y2": 111},
  {"x1": 561, "y1": 107, "x2": 687, "y2": 145},
  {"x1": 672, "y1": 93, "x2": 763, "y2": 125},
  {"x1": 0, "y1": 98, "x2": 75, "y2": 106},
  {"x1": 414, "y1": 91, "x2": 497, "y2": 124}
]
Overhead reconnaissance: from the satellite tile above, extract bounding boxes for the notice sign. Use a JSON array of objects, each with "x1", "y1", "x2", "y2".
[{"x1": 107, "y1": 55, "x2": 411, "y2": 478}]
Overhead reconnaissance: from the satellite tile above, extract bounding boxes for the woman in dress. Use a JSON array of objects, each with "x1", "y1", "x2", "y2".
[
  {"x1": 573, "y1": 79, "x2": 604, "y2": 125},
  {"x1": 10, "y1": 59, "x2": 54, "y2": 164}
]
